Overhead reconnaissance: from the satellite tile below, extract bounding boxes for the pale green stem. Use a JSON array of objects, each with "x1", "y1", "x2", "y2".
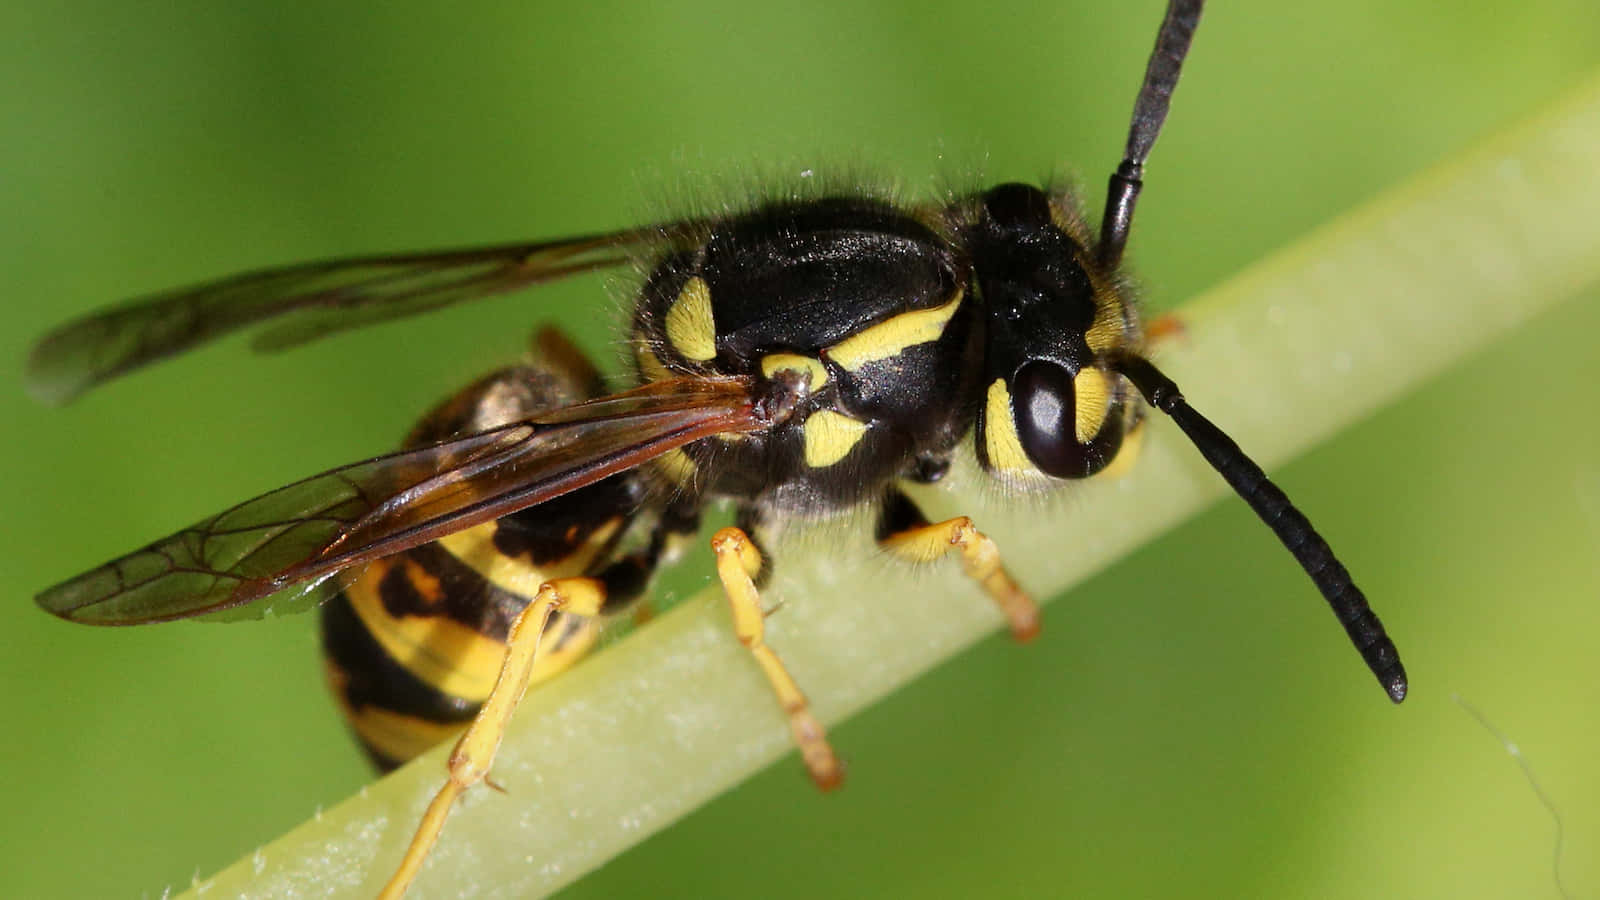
[{"x1": 184, "y1": 72, "x2": 1600, "y2": 899}]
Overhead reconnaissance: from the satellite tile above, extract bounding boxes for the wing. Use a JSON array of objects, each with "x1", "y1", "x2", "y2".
[
  {"x1": 26, "y1": 221, "x2": 705, "y2": 405},
  {"x1": 36, "y1": 378, "x2": 763, "y2": 625}
]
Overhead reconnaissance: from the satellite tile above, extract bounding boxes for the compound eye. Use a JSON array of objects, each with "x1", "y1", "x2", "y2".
[
  {"x1": 1011, "y1": 359, "x2": 1121, "y2": 479},
  {"x1": 1011, "y1": 360, "x2": 1078, "y2": 477}
]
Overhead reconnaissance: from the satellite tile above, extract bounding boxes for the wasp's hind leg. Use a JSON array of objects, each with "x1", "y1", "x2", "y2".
[
  {"x1": 876, "y1": 488, "x2": 1039, "y2": 642},
  {"x1": 379, "y1": 516, "x2": 684, "y2": 899},
  {"x1": 710, "y1": 512, "x2": 844, "y2": 791},
  {"x1": 379, "y1": 574, "x2": 605, "y2": 898}
]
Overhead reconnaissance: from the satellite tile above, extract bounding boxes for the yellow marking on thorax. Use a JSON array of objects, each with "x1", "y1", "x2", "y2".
[
  {"x1": 1073, "y1": 368, "x2": 1112, "y2": 443},
  {"x1": 802, "y1": 409, "x2": 869, "y2": 467},
  {"x1": 983, "y1": 379, "x2": 1034, "y2": 473},
  {"x1": 634, "y1": 334, "x2": 673, "y2": 383},
  {"x1": 760, "y1": 353, "x2": 829, "y2": 389},
  {"x1": 823, "y1": 288, "x2": 964, "y2": 370},
  {"x1": 664, "y1": 276, "x2": 717, "y2": 361}
]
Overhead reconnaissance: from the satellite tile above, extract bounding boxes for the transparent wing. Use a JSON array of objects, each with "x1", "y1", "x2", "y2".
[
  {"x1": 36, "y1": 378, "x2": 761, "y2": 625},
  {"x1": 26, "y1": 222, "x2": 704, "y2": 405}
]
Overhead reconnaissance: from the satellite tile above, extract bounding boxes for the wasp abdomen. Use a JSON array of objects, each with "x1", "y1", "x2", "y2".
[{"x1": 320, "y1": 357, "x2": 642, "y2": 770}]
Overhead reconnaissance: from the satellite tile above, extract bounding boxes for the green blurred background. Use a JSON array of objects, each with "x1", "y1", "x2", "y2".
[{"x1": 3, "y1": 1, "x2": 1597, "y2": 897}]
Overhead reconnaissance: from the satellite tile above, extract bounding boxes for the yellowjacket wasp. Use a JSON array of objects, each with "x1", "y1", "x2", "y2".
[{"x1": 25, "y1": 2, "x2": 1416, "y2": 897}]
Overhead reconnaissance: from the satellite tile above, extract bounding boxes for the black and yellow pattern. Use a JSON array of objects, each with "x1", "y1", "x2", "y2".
[
  {"x1": 30, "y1": 4, "x2": 1410, "y2": 898},
  {"x1": 321, "y1": 338, "x2": 648, "y2": 770}
]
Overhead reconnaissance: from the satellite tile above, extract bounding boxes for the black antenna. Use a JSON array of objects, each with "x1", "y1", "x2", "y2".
[
  {"x1": 1099, "y1": 0, "x2": 1204, "y2": 269},
  {"x1": 1115, "y1": 354, "x2": 1409, "y2": 704}
]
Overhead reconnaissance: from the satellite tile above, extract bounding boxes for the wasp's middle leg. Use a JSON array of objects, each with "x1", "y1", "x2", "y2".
[
  {"x1": 709, "y1": 509, "x2": 844, "y2": 791},
  {"x1": 876, "y1": 488, "x2": 1039, "y2": 642}
]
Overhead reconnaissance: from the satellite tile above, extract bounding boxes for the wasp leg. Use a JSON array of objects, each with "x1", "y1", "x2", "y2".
[
  {"x1": 876, "y1": 489, "x2": 1040, "y2": 642},
  {"x1": 378, "y1": 503, "x2": 690, "y2": 898},
  {"x1": 377, "y1": 575, "x2": 605, "y2": 899},
  {"x1": 709, "y1": 523, "x2": 844, "y2": 791}
]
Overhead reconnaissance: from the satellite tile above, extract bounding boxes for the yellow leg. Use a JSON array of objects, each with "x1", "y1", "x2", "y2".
[
  {"x1": 710, "y1": 526, "x2": 844, "y2": 791},
  {"x1": 882, "y1": 516, "x2": 1039, "y2": 642},
  {"x1": 377, "y1": 576, "x2": 607, "y2": 900}
]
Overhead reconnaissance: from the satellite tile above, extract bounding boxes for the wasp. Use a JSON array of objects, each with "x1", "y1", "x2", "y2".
[{"x1": 28, "y1": 1, "x2": 1406, "y2": 896}]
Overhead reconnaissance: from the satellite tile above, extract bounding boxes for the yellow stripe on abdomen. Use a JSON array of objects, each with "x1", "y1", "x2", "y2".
[{"x1": 345, "y1": 520, "x2": 613, "y2": 703}]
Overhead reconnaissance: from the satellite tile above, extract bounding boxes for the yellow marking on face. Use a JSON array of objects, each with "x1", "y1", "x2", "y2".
[
  {"x1": 634, "y1": 335, "x2": 673, "y2": 383},
  {"x1": 1073, "y1": 367, "x2": 1112, "y2": 443},
  {"x1": 654, "y1": 447, "x2": 698, "y2": 486},
  {"x1": 802, "y1": 409, "x2": 869, "y2": 468},
  {"x1": 760, "y1": 353, "x2": 829, "y2": 389},
  {"x1": 1098, "y1": 417, "x2": 1145, "y2": 479},
  {"x1": 823, "y1": 288, "x2": 964, "y2": 370},
  {"x1": 983, "y1": 379, "x2": 1034, "y2": 472},
  {"x1": 1084, "y1": 294, "x2": 1129, "y2": 354},
  {"x1": 664, "y1": 276, "x2": 717, "y2": 361}
]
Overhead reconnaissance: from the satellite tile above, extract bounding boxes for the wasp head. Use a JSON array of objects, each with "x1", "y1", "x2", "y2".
[{"x1": 966, "y1": 182, "x2": 1143, "y2": 482}]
